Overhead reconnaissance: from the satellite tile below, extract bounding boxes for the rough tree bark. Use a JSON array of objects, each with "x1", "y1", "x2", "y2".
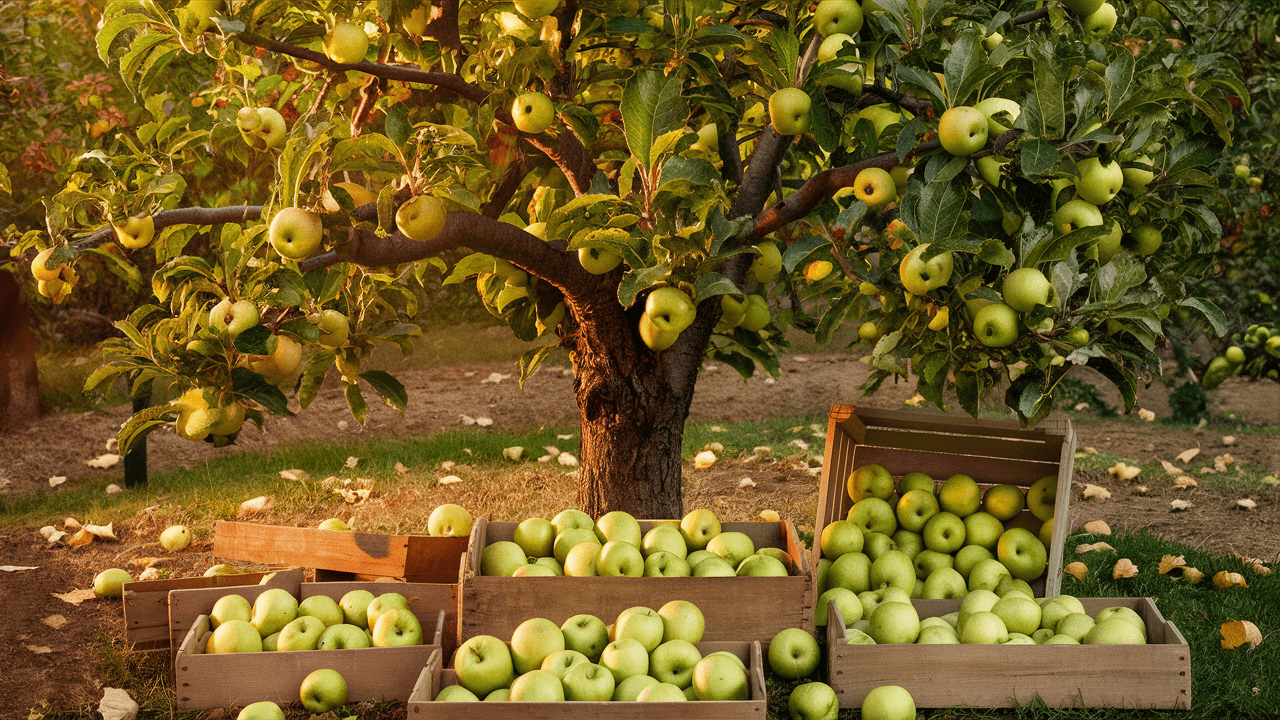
[{"x1": 0, "y1": 270, "x2": 42, "y2": 429}]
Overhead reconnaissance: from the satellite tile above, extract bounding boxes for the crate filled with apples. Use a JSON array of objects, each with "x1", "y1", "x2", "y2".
[
  {"x1": 825, "y1": 592, "x2": 1191, "y2": 709},
  {"x1": 172, "y1": 581, "x2": 446, "y2": 710},
  {"x1": 458, "y1": 508, "x2": 813, "y2": 644},
  {"x1": 814, "y1": 405, "x2": 1075, "y2": 604},
  {"x1": 407, "y1": 599, "x2": 767, "y2": 718}
]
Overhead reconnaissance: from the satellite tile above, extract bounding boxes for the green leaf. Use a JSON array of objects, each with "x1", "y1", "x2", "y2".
[
  {"x1": 360, "y1": 370, "x2": 408, "y2": 413},
  {"x1": 443, "y1": 252, "x2": 497, "y2": 285},
  {"x1": 1024, "y1": 224, "x2": 1106, "y2": 267},
  {"x1": 345, "y1": 383, "x2": 369, "y2": 425},
  {"x1": 385, "y1": 102, "x2": 411, "y2": 148},
  {"x1": 233, "y1": 325, "x2": 273, "y2": 356},
  {"x1": 83, "y1": 364, "x2": 132, "y2": 395},
  {"x1": 618, "y1": 265, "x2": 671, "y2": 309},
  {"x1": 693, "y1": 272, "x2": 740, "y2": 301},
  {"x1": 1088, "y1": 355, "x2": 1138, "y2": 413},
  {"x1": 96, "y1": 12, "x2": 150, "y2": 66},
  {"x1": 956, "y1": 370, "x2": 980, "y2": 418},
  {"x1": 1178, "y1": 298, "x2": 1227, "y2": 337},
  {"x1": 621, "y1": 71, "x2": 688, "y2": 175},
  {"x1": 113, "y1": 320, "x2": 146, "y2": 349},
  {"x1": 231, "y1": 368, "x2": 292, "y2": 416},
  {"x1": 658, "y1": 156, "x2": 719, "y2": 190},
  {"x1": 914, "y1": 182, "x2": 967, "y2": 244},
  {"x1": 518, "y1": 344, "x2": 557, "y2": 390},
  {"x1": 1019, "y1": 139, "x2": 1059, "y2": 177},
  {"x1": 942, "y1": 32, "x2": 982, "y2": 107},
  {"x1": 816, "y1": 293, "x2": 859, "y2": 344},
  {"x1": 1090, "y1": 255, "x2": 1146, "y2": 303},
  {"x1": 1025, "y1": 50, "x2": 1065, "y2": 138},
  {"x1": 781, "y1": 235, "x2": 829, "y2": 272},
  {"x1": 1103, "y1": 52, "x2": 1136, "y2": 122},
  {"x1": 118, "y1": 403, "x2": 180, "y2": 458},
  {"x1": 297, "y1": 350, "x2": 336, "y2": 410},
  {"x1": 1007, "y1": 373, "x2": 1054, "y2": 426}
]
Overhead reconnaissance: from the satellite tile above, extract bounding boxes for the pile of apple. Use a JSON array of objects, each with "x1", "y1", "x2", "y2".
[
  {"x1": 837, "y1": 588, "x2": 1149, "y2": 647},
  {"x1": 815, "y1": 464, "x2": 1059, "y2": 624},
  {"x1": 201, "y1": 587, "x2": 425, "y2": 654},
  {"x1": 437, "y1": 600, "x2": 753, "y2": 702},
  {"x1": 1202, "y1": 323, "x2": 1280, "y2": 388},
  {"x1": 479, "y1": 508, "x2": 799, "y2": 578}
]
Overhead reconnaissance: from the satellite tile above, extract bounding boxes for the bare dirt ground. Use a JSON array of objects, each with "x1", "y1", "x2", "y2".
[{"x1": 2, "y1": 349, "x2": 1278, "y2": 718}]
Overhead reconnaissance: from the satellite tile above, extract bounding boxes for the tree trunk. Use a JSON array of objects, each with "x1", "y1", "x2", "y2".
[{"x1": 0, "y1": 270, "x2": 42, "y2": 429}]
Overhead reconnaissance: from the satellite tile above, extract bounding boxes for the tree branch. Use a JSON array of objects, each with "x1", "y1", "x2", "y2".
[
  {"x1": 234, "y1": 32, "x2": 486, "y2": 103},
  {"x1": 425, "y1": 0, "x2": 462, "y2": 53},
  {"x1": 1012, "y1": 6, "x2": 1050, "y2": 25},
  {"x1": 524, "y1": 127, "x2": 598, "y2": 196},
  {"x1": 71, "y1": 206, "x2": 263, "y2": 250},
  {"x1": 860, "y1": 83, "x2": 933, "y2": 115}
]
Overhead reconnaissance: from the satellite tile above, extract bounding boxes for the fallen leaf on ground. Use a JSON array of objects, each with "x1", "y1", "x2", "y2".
[
  {"x1": 693, "y1": 451, "x2": 717, "y2": 469},
  {"x1": 738, "y1": 478, "x2": 756, "y2": 488},
  {"x1": 1182, "y1": 567, "x2": 1205, "y2": 584},
  {"x1": 394, "y1": 462, "x2": 409, "y2": 474},
  {"x1": 1064, "y1": 562, "x2": 1089, "y2": 580},
  {"x1": 1106, "y1": 463, "x2": 1140, "y2": 481},
  {"x1": 42, "y1": 615, "x2": 67, "y2": 629},
  {"x1": 1077, "y1": 542, "x2": 1115, "y2": 553},
  {"x1": 1215, "y1": 454, "x2": 1235, "y2": 471},
  {"x1": 438, "y1": 475, "x2": 463, "y2": 485},
  {"x1": 64, "y1": 517, "x2": 81, "y2": 530},
  {"x1": 1170, "y1": 499, "x2": 1192, "y2": 511},
  {"x1": 557, "y1": 452, "x2": 578, "y2": 467},
  {"x1": 1082, "y1": 446, "x2": 1099, "y2": 454},
  {"x1": 441, "y1": 460, "x2": 456, "y2": 470},
  {"x1": 704, "y1": 442, "x2": 725, "y2": 453},
  {"x1": 54, "y1": 588, "x2": 97, "y2": 605},
  {"x1": 1237, "y1": 498, "x2": 1257, "y2": 510},
  {"x1": 1262, "y1": 475, "x2": 1279, "y2": 486},
  {"x1": 757, "y1": 510, "x2": 780, "y2": 522},
  {"x1": 1213, "y1": 571, "x2": 1249, "y2": 589},
  {"x1": 237, "y1": 496, "x2": 274, "y2": 516},
  {"x1": 481, "y1": 372, "x2": 510, "y2": 384},
  {"x1": 502, "y1": 446, "x2": 525, "y2": 462},
  {"x1": 45, "y1": 529, "x2": 68, "y2": 545},
  {"x1": 709, "y1": 426, "x2": 724, "y2": 432},
  {"x1": 1221, "y1": 620, "x2": 1263, "y2": 650},
  {"x1": 1138, "y1": 408, "x2": 1156, "y2": 422},
  {"x1": 67, "y1": 528, "x2": 94, "y2": 546},
  {"x1": 475, "y1": 417, "x2": 493, "y2": 427},
  {"x1": 1083, "y1": 484, "x2": 1113, "y2": 500},
  {"x1": 84, "y1": 523, "x2": 117, "y2": 541},
  {"x1": 1, "y1": 565, "x2": 38, "y2": 572},
  {"x1": 86, "y1": 453, "x2": 121, "y2": 469},
  {"x1": 1159, "y1": 555, "x2": 1187, "y2": 574},
  {"x1": 1113, "y1": 558, "x2": 1139, "y2": 578},
  {"x1": 1174, "y1": 476, "x2": 1198, "y2": 488},
  {"x1": 27, "y1": 646, "x2": 53, "y2": 654},
  {"x1": 1160, "y1": 460, "x2": 1182, "y2": 475},
  {"x1": 1222, "y1": 435, "x2": 1237, "y2": 446},
  {"x1": 537, "y1": 446, "x2": 559, "y2": 462},
  {"x1": 789, "y1": 439, "x2": 809, "y2": 451},
  {"x1": 1134, "y1": 485, "x2": 1150, "y2": 495},
  {"x1": 557, "y1": 433, "x2": 575, "y2": 440},
  {"x1": 1082, "y1": 520, "x2": 1112, "y2": 534},
  {"x1": 279, "y1": 469, "x2": 308, "y2": 482},
  {"x1": 752, "y1": 446, "x2": 773, "y2": 457},
  {"x1": 138, "y1": 567, "x2": 160, "y2": 581},
  {"x1": 345, "y1": 456, "x2": 360, "y2": 469},
  {"x1": 130, "y1": 557, "x2": 160, "y2": 569},
  {"x1": 105, "y1": 484, "x2": 123, "y2": 494},
  {"x1": 460, "y1": 415, "x2": 476, "y2": 426},
  {"x1": 1176, "y1": 447, "x2": 1201, "y2": 463},
  {"x1": 49, "y1": 476, "x2": 67, "y2": 488}
]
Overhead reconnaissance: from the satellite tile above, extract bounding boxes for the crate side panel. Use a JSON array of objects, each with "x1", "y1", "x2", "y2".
[{"x1": 214, "y1": 521, "x2": 413, "y2": 577}]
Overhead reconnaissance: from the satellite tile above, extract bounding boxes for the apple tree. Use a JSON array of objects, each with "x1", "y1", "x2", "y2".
[{"x1": 16, "y1": 0, "x2": 1243, "y2": 517}]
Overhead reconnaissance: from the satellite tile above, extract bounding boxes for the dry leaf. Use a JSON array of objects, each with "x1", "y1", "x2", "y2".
[
  {"x1": 557, "y1": 433, "x2": 576, "y2": 440},
  {"x1": 1, "y1": 565, "x2": 38, "y2": 572},
  {"x1": 481, "y1": 372, "x2": 510, "y2": 384},
  {"x1": 1135, "y1": 485, "x2": 1150, "y2": 495},
  {"x1": 1213, "y1": 571, "x2": 1249, "y2": 589},
  {"x1": 738, "y1": 478, "x2": 757, "y2": 488},
  {"x1": 1215, "y1": 454, "x2": 1235, "y2": 471},
  {"x1": 475, "y1": 417, "x2": 494, "y2": 427},
  {"x1": 438, "y1": 475, "x2": 463, "y2": 485},
  {"x1": 67, "y1": 528, "x2": 94, "y2": 546},
  {"x1": 1107, "y1": 463, "x2": 1140, "y2": 481},
  {"x1": 1159, "y1": 555, "x2": 1187, "y2": 574},
  {"x1": 105, "y1": 484, "x2": 123, "y2": 494},
  {"x1": 1083, "y1": 484, "x2": 1113, "y2": 500},
  {"x1": 1160, "y1": 460, "x2": 1182, "y2": 475},
  {"x1": 693, "y1": 451, "x2": 717, "y2": 469},
  {"x1": 45, "y1": 530, "x2": 68, "y2": 545},
  {"x1": 27, "y1": 646, "x2": 53, "y2": 654},
  {"x1": 757, "y1": 510, "x2": 781, "y2": 522},
  {"x1": 129, "y1": 557, "x2": 160, "y2": 569},
  {"x1": 789, "y1": 439, "x2": 810, "y2": 451},
  {"x1": 138, "y1": 567, "x2": 160, "y2": 581},
  {"x1": 345, "y1": 456, "x2": 360, "y2": 469},
  {"x1": 1183, "y1": 567, "x2": 1205, "y2": 584},
  {"x1": 279, "y1": 469, "x2": 309, "y2": 482},
  {"x1": 1077, "y1": 542, "x2": 1116, "y2": 553},
  {"x1": 1176, "y1": 447, "x2": 1201, "y2": 463},
  {"x1": 54, "y1": 588, "x2": 97, "y2": 605},
  {"x1": 1174, "y1": 476, "x2": 1198, "y2": 488},
  {"x1": 1138, "y1": 408, "x2": 1156, "y2": 422},
  {"x1": 84, "y1": 523, "x2": 117, "y2": 541},
  {"x1": 752, "y1": 446, "x2": 773, "y2": 458},
  {"x1": 237, "y1": 496, "x2": 274, "y2": 516},
  {"x1": 1082, "y1": 446, "x2": 1099, "y2": 454},
  {"x1": 86, "y1": 453, "x2": 121, "y2": 469},
  {"x1": 1170, "y1": 499, "x2": 1192, "y2": 512},
  {"x1": 64, "y1": 517, "x2": 81, "y2": 530},
  {"x1": 1113, "y1": 558, "x2": 1140, "y2": 578},
  {"x1": 557, "y1": 452, "x2": 579, "y2": 467},
  {"x1": 394, "y1": 462, "x2": 409, "y2": 474},
  {"x1": 502, "y1": 447, "x2": 525, "y2": 462},
  {"x1": 1074, "y1": 402, "x2": 1091, "y2": 412},
  {"x1": 1082, "y1": 520, "x2": 1112, "y2": 535},
  {"x1": 39, "y1": 526, "x2": 57, "y2": 539},
  {"x1": 1220, "y1": 620, "x2": 1263, "y2": 650},
  {"x1": 1064, "y1": 562, "x2": 1089, "y2": 580},
  {"x1": 704, "y1": 442, "x2": 725, "y2": 453},
  {"x1": 709, "y1": 426, "x2": 725, "y2": 433},
  {"x1": 1222, "y1": 435, "x2": 1237, "y2": 446},
  {"x1": 441, "y1": 460, "x2": 456, "y2": 470},
  {"x1": 460, "y1": 414, "x2": 476, "y2": 426},
  {"x1": 1237, "y1": 498, "x2": 1258, "y2": 510},
  {"x1": 42, "y1": 614, "x2": 67, "y2": 629},
  {"x1": 49, "y1": 476, "x2": 67, "y2": 488}
]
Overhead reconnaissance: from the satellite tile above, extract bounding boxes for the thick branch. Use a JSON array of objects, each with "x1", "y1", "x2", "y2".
[
  {"x1": 525, "y1": 128, "x2": 598, "y2": 196},
  {"x1": 234, "y1": 32, "x2": 486, "y2": 103},
  {"x1": 72, "y1": 206, "x2": 263, "y2": 250},
  {"x1": 1012, "y1": 6, "x2": 1051, "y2": 25}
]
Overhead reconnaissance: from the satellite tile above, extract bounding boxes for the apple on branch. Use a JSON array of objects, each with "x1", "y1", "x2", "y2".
[
  {"x1": 813, "y1": 0, "x2": 863, "y2": 37},
  {"x1": 769, "y1": 88, "x2": 812, "y2": 136},
  {"x1": 638, "y1": 286, "x2": 696, "y2": 351},
  {"x1": 236, "y1": 107, "x2": 286, "y2": 150},
  {"x1": 396, "y1": 195, "x2": 447, "y2": 243},
  {"x1": 937, "y1": 106, "x2": 989, "y2": 156},
  {"x1": 269, "y1": 207, "x2": 323, "y2": 259},
  {"x1": 324, "y1": 21, "x2": 370, "y2": 65},
  {"x1": 511, "y1": 91, "x2": 555, "y2": 134},
  {"x1": 114, "y1": 215, "x2": 155, "y2": 249}
]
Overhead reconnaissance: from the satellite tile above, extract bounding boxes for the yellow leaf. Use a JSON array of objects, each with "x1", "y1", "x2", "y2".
[
  {"x1": 757, "y1": 509, "x2": 781, "y2": 523},
  {"x1": 1160, "y1": 460, "x2": 1182, "y2": 475},
  {"x1": 1158, "y1": 555, "x2": 1187, "y2": 574},
  {"x1": 130, "y1": 556, "x2": 160, "y2": 569},
  {"x1": 1183, "y1": 566, "x2": 1205, "y2": 584},
  {"x1": 1113, "y1": 558, "x2": 1139, "y2": 578},
  {"x1": 1213, "y1": 571, "x2": 1249, "y2": 589},
  {"x1": 1220, "y1": 619, "x2": 1263, "y2": 650},
  {"x1": 1106, "y1": 463, "x2": 1140, "y2": 481},
  {"x1": 1064, "y1": 562, "x2": 1089, "y2": 580},
  {"x1": 1076, "y1": 542, "x2": 1116, "y2": 553},
  {"x1": 84, "y1": 522, "x2": 118, "y2": 541},
  {"x1": 41, "y1": 615, "x2": 67, "y2": 629},
  {"x1": 1082, "y1": 520, "x2": 1112, "y2": 535},
  {"x1": 53, "y1": 588, "x2": 97, "y2": 605},
  {"x1": 1170, "y1": 499, "x2": 1192, "y2": 511},
  {"x1": 693, "y1": 450, "x2": 717, "y2": 469},
  {"x1": 1175, "y1": 448, "x2": 1201, "y2": 463},
  {"x1": 1174, "y1": 476, "x2": 1198, "y2": 488},
  {"x1": 67, "y1": 528, "x2": 94, "y2": 546},
  {"x1": 1083, "y1": 484, "x2": 1113, "y2": 500},
  {"x1": 237, "y1": 495, "x2": 274, "y2": 516}
]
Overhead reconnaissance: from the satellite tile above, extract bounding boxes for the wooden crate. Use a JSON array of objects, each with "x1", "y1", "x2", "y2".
[
  {"x1": 457, "y1": 519, "x2": 813, "y2": 646},
  {"x1": 826, "y1": 597, "x2": 1190, "y2": 709},
  {"x1": 406, "y1": 641, "x2": 766, "y2": 718},
  {"x1": 172, "y1": 583, "x2": 446, "y2": 710},
  {"x1": 213, "y1": 520, "x2": 468, "y2": 583},
  {"x1": 123, "y1": 567, "x2": 300, "y2": 651},
  {"x1": 815, "y1": 406, "x2": 1075, "y2": 597}
]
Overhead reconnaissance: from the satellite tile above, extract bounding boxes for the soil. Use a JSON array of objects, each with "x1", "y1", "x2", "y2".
[{"x1": 2, "y1": 349, "x2": 1278, "y2": 718}]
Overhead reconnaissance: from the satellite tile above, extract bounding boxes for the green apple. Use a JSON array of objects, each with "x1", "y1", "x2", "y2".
[
  {"x1": 209, "y1": 298, "x2": 259, "y2": 338},
  {"x1": 981, "y1": 484, "x2": 1028, "y2": 522},
  {"x1": 276, "y1": 615, "x2": 326, "y2": 651},
  {"x1": 1095, "y1": 606, "x2": 1148, "y2": 638},
  {"x1": 1026, "y1": 475, "x2": 1058, "y2": 521},
  {"x1": 974, "y1": 97, "x2": 1021, "y2": 137},
  {"x1": 693, "y1": 555, "x2": 736, "y2": 576},
  {"x1": 899, "y1": 244, "x2": 954, "y2": 296},
  {"x1": 972, "y1": 302, "x2": 1020, "y2": 348},
  {"x1": 514, "y1": 0, "x2": 560, "y2": 19},
  {"x1": 896, "y1": 488, "x2": 940, "y2": 533},
  {"x1": 1083, "y1": 617, "x2": 1147, "y2": 645},
  {"x1": 511, "y1": 616, "x2": 566, "y2": 674},
  {"x1": 827, "y1": 551, "x2": 872, "y2": 594},
  {"x1": 513, "y1": 563, "x2": 557, "y2": 577},
  {"x1": 562, "y1": 662, "x2": 616, "y2": 701},
  {"x1": 561, "y1": 613, "x2": 609, "y2": 660},
  {"x1": 236, "y1": 701, "x2": 285, "y2": 720},
  {"x1": 938, "y1": 106, "x2": 989, "y2": 156},
  {"x1": 1053, "y1": 198, "x2": 1104, "y2": 234},
  {"x1": 899, "y1": 472, "x2": 934, "y2": 495},
  {"x1": 159, "y1": 524, "x2": 192, "y2": 552},
  {"x1": 553, "y1": 527, "x2": 599, "y2": 564},
  {"x1": 717, "y1": 294, "x2": 747, "y2": 330},
  {"x1": 542, "y1": 649, "x2": 589, "y2": 680},
  {"x1": 862, "y1": 532, "x2": 897, "y2": 561},
  {"x1": 963, "y1": 511, "x2": 1005, "y2": 551},
  {"x1": 960, "y1": 610, "x2": 1009, "y2": 644},
  {"x1": 1055, "y1": 612, "x2": 1096, "y2": 641},
  {"x1": 578, "y1": 246, "x2": 623, "y2": 273},
  {"x1": 596, "y1": 540, "x2": 645, "y2": 577},
  {"x1": 737, "y1": 553, "x2": 789, "y2": 576},
  {"x1": 707, "y1": 530, "x2": 755, "y2": 566},
  {"x1": 93, "y1": 568, "x2": 132, "y2": 598},
  {"x1": 991, "y1": 594, "x2": 1041, "y2": 635},
  {"x1": 512, "y1": 91, "x2": 554, "y2": 133},
  {"x1": 691, "y1": 122, "x2": 719, "y2": 156},
  {"x1": 976, "y1": 155, "x2": 1009, "y2": 187},
  {"x1": 821, "y1": 519, "x2": 865, "y2": 559},
  {"x1": 1063, "y1": 0, "x2": 1104, "y2": 14},
  {"x1": 918, "y1": 624, "x2": 961, "y2": 644},
  {"x1": 210, "y1": 594, "x2": 252, "y2": 628},
  {"x1": 788, "y1": 681, "x2": 840, "y2": 720},
  {"x1": 207, "y1": 619, "x2": 263, "y2": 653},
  {"x1": 513, "y1": 517, "x2": 556, "y2": 557},
  {"x1": 250, "y1": 588, "x2": 297, "y2": 638},
  {"x1": 507, "y1": 669, "x2": 565, "y2": 701},
  {"x1": 861, "y1": 685, "x2": 915, "y2": 719},
  {"x1": 768, "y1": 627, "x2": 820, "y2": 679},
  {"x1": 868, "y1": 601, "x2": 920, "y2": 644},
  {"x1": 858, "y1": 103, "x2": 908, "y2": 137},
  {"x1": 1002, "y1": 268, "x2": 1054, "y2": 313},
  {"x1": 563, "y1": 541, "x2": 601, "y2": 576},
  {"x1": 847, "y1": 497, "x2": 897, "y2": 535},
  {"x1": 679, "y1": 508, "x2": 721, "y2": 550},
  {"x1": 922, "y1": 567, "x2": 968, "y2": 599},
  {"x1": 237, "y1": 107, "x2": 286, "y2": 150},
  {"x1": 693, "y1": 652, "x2": 750, "y2": 700},
  {"x1": 269, "y1": 207, "x2": 323, "y2": 260},
  {"x1": 954, "y1": 544, "x2": 994, "y2": 579},
  {"x1": 323, "y1": 21, "x2": 368, "y2": 65},
  {"x1": 1127, "y1": 224, "x2": 1163, "y2": 255},
  {"x1": 601, "y1": 637, "x2": 649, "y2": 683},
  {"x1": 869, "y1": 550, "x2": 916, "y2": 594},
  {"x1": 912, "y1": 548, "x2": 952, "y2": 579},
  {"x1": 551, "y1": 508, "x2": 594, "y2": 535},
  {"x1": 1082, "y1": 2, "x2": 1117, "y2": 35},
  {"x1": 456, "y1": 635, "x2": 516, "y2": 696},
  {"x1": 639, "y1": 286, "x2": 697, "y2": 351},
  {"x1": 852, "y1": 167, "x2": 897, "y2": 209},
  {"x1": 816, "y1": 587, "x2": 863, "y2": 626},
  {"x1": 847, "y1": 463, "x2": 895, "y2": 501},
  {"x1": 427, "y1": 503, "x2": 472, "y2": 537},
  {"x1": 114, "y1": 215, "x2": 155, "y2": 249},
  {"x1": 594, "y1": 510, "x2": 641, "y2": 546},
  {"x1": 747, "y1": 241, "x2": 783, "y2": 283},
  {"x1": 481, "y1": 540, "x2": 528, "y2": 576},
  {"x1": 316, "y1": 623, "x2": 371, "y2": 649},
  {"x1": 297, "y1": 595, "x2": 343, "y2": 628},
  {"x1": 769, "y1": 88, "x2": 812, "y2": 135},
  {"x1": 649, "y1": 639, "x2": 702, "y2": 688},
  {"x1": 921, "y1": 511, "x2": 966, "y2": 554},
  {"x1": 657, "y1": 599, "x2": 705, "y2": 644},
  {"x1": 615, "y1": 608, "x2": 664, "y2": 652},
  {"x1": 814, "y1": 0, "x2": 863, "y2": 36},
  {"x1": 317, "y1": 518, "x2": 350, "y2": 531},
  {"x1": 938, "y1": 474, "x2": 981, "y2": 517},
  {"x1": 299, "y1": 668, "x2": 347, "y2": 714},
  {"x1": 968, "y1": 557, "x2": 1013, "y2": 593},
  {"x1": 1075, "y1": 156, "x2": 1124, "y2": 204},
  {"x1": 738, "y1": 293, "x2": 772, "y2": 332},
  {"x1": 396, "y1": 195, "x2": 447, "y2": 242},
  {"x1": 996, "y1": 528, "x2": 1047, "y2": 581},
  {"x1": 1124, "y1": 154, "x2": 1156, "y2": 193},
  {"x1": 1040, "y1": 596, "x2": 1087, "y2": 631}
]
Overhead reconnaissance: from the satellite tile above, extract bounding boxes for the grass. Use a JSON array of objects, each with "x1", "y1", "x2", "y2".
[{"x1": 1072, "y1": 446, "x2": 1279, "y2": 494}]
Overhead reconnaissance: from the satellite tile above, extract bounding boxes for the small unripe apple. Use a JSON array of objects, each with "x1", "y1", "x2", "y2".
[
  {"x1": 114, "y1": 215, "x2": 155, "y2": 250},
  {"x1": 316, "y1": 309, "x2": 350, "y2": 348},
  {"x1": 396, "y1": 195, "x2": 447, "y2": 242},
  {"x1": 324, "y1": 21, "x2": 370, "y2": 65},
  {"x1": 512, "y1": 91, "x2": 555, "y2": 134},
  {"x1": 160, "y1": 525, "x2": 192, "y2": 552}
]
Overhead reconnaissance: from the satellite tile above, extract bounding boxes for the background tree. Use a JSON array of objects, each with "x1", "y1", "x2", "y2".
[{"x1": 12, "y1": 0, "x2": 1243, "y2": 517}]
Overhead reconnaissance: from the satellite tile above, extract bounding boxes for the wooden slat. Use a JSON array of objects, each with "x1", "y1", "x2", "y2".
[
  {"x1": 459, "y1": 521, "x2": 813, "y2": 645},
  {"x1": 167, "y1": 569, "x2": 305, "y2": 655},
  {"x1": 212, "y1": 521, "x2": 467, "y2": 581},
  {"x1": 123, "y1": 569, "x2": 289, "y2": 649},
  {"x1": 826, "y1": 597, "x2": 1190, "y2": 709},
  {"x1": 407, "y1": 641, "x2": 767, "y2": 718}
]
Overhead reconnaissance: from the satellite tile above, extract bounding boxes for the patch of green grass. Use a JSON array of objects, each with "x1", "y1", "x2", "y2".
[{"x1": 1072, "y1": 449, "x2": 1277, "y2": 494}]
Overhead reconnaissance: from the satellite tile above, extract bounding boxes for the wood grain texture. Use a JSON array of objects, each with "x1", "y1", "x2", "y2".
[
  {"x1": 407, "y1": 641, "x2": 767, "y2": 718},
  {"x1": 815, "y1": 406, "x2": 1074, "y2": 597},
  {"x1": 459, "y1": 520, "x2": 813, "y2": 645},
  {"x1": 826, "y1": 597, "x2": 1190, "y2": 709},
  {"x1": 123, "y1": 569, "x2": 293, "y2": 650}
]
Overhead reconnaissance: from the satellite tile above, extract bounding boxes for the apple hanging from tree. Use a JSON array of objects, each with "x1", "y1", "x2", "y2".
[
  {"x1": 972, "y1": 302, "x2": 1020, "y2": 347},
  {"x1": 269, "y1": 207, "x2": 324, "y2": 259},
  {"x1": 769, "y1": 88, "x2": 812, "y2": 136},
  {"x1": 1074, "y1": 156, "x2": 1124, "y2": 204},
  {"x1": 323, "y1": 21, "x2": 370, "y2": 65},
  {"x1": 813, "y1": 0, "x2": 863, "y2": 37},
  {"x1": 638, "y1": 286, "x2": 697, "y2": 351},
  {"x1": 511, "y1": 91, "x2": 555, "y2": 133},
  {"x1": 899, "y1": 243, "x2": 954, "y2": 296},
  {"x1": 396, "y1": 195, "x2": 447, "y2": 242},
  {"x1": 236, "y1": 107, "x2": 286, "y2": 150},
  {"x1": 1001, "y1": 267, "x2": 1054, "y2": 312},
  {"x1": 747, "y1": 241, "x2": 783, "y2": 283},
  {"x1": 852, "y1": 167, "x2": 897, "y2": 209},
  {"x1": 937, "y1": 106, "x2": 989, "y2": 156},
  {"x1": 114, "y1": 215, "x2": 155, "y2": 249},
  {"x1": 974, "y1": 97, "x2": 1021, "y2": 137},
  {"x1": 579, "y1": 246, "x2": 623, "y2": 274},
  {"x1": 210, "y1": 298, "x2": 259, "y2": 338}
]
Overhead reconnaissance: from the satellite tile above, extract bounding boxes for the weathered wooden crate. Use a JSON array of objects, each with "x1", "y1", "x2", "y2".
[
  {"x1": 826, "y1": 597, "x2": 1190, "y2": 709},
  {"x1": 407, "y1": 641, "x2": 766, "y2": 718},
  {"x1": 815, "y1": 406, "x2": 1075, "y2": 597},
  {"x1": 122, "y1": 567, "x2": 300, "y2": 651},
  {"x1": 213, "y1": 520, "x2": 468, "y2": 583},
  {"x1": 172, "y1": 581, "x2": 447, "y2": 710},
  {"x1": 458, "y1": 519, "x2": 813, "y2": 646}
]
